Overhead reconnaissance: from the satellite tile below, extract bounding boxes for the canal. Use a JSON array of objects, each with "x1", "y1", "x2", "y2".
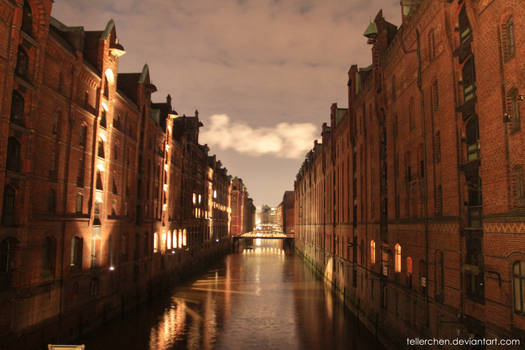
[{"x1": 79, "y1": 239, "x2": 384, "y2": 350}]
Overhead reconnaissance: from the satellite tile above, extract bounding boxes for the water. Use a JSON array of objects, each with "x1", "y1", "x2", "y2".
[{"x1": 80, "y1": 239, "x2": 383, "y2": 350}]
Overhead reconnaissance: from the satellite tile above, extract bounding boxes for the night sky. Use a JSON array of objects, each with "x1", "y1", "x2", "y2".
[{"x1": 52, "y1": 0, "x2": 401, "y2": 208}]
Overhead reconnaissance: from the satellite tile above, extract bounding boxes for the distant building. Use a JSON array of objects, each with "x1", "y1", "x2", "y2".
[
  {"x1": 229, "y1": 177, "x2": 255, "y2": 235},
  {"x1": 281, "y1": 191, "x2": 295, "y2": 234}
]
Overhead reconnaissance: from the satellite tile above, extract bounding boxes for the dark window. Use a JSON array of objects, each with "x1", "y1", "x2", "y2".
[
  {"x1": 79, "y1": 125, "x2": 87, "y2": 146},
  {"x1": 98, "y1": 138, "x2": 105, "y2": 158},
  {"x1": 432, "y1": 80, "x2": 439, "y2": 112},
  {"x1": 409, "y1": 97, "x2": 415, "y2": 130},
  {"x1": 2, "y1": 185, "x2": 16, "y2": 226},
  {"x1": 507, "y1": 88, "x2": 521, "y2": 132},
  {"x1": 70, "y1": 236, "x2": 83, "y2": 267},
  {"x1": 10, "y1": 91, "x2": 25, "y2": 126},
  {"x1": 112, "y1": 177, "x2": 118, "y2": 195},
  {"x1": 465, "y1": 234, "x2": 484, "y2": 302},
  {"x1": 6, "y1": 137, "x2": 21, "y2": 172},
  {"x1": 76, "y1": 156, "x2": 84, "y2": 187},
  {"x1": 76, "y1": 194, "x2": 83, "y2": 214},
  {"x1": 49, "y1": 148, "x2": 57, "y2": 178},
  {"x1": 435, "y1": 250, "x2": 444, "y2": 302},
  {"x1": 100, "y1": 110, "x2": 107, "y2": 128},
  {"x1": 42, "y1": 236, "x2": 56, "y2": 274},
  {"x1": 512, "y1": 166, "x2": 525, "y2": 207},
  {"x1": 108, "y1": 235, "x2": 114, "y2": 267},
  {"x1": 428, "y1": 29, "x2": 435, "y2": 61},
  {"x1": 22, "y1": 1, "x2": 33, "y2": 35},
  {"x1": 462, "y1": 57, "x2": 476, "y2": 103},
  {"x1": 15, "y1": 47, "x2": 28, "y2": 78},
  {"x1": 96, "y1": 170, "x2": 103, "y2": 190},
  {"x1": 503, "y1": 17, "x2": 515, "y2": 61},
  {"x1": 103, "y1": 77, "x2": 109, "y2": 98},
  {"x1": 436, "y1": 185, "x2": 443, "y2": 216},
  {"x1": 47, "y1": 189, "x2": 56, "y2": 213},
  {"x1": 513, "y1": 261, "x2": 525, "y2": 314},
  {"x1": 52, "y1": 112, "x2": 59, "y2": 134},
  {"x1": 0, "y1": 237, "x2": 18, "y2": 288},
  {"x1": 434, "y1": 131, "x2": 441, "y2": 162},
  {"x1": 466, "y1": 116, "x2": 480, "y2": 162}
]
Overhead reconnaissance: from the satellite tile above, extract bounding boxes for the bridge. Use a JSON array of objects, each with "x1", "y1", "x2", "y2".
[{"x1": 235, "y1": 232, "x2": 295, "y2": 239}]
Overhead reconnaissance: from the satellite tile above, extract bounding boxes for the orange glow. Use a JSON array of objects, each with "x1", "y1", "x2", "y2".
[
  {"x1": 395, "y1": 243, "x2": 402, "y2": 273},
  {"x1": 153, "y1": 232, "x2": 158, "y2": 253},
  {"x1": 370, "y1": 240, "x2": 376, "y2": 264},
  {"x1": 167, "y1": 231, "x2": 172, "y2": 249}
]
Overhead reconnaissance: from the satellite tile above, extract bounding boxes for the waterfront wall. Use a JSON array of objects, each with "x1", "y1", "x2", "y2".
[{"x1": 0, "y1": 238, "x2": 231, "y2": 350}]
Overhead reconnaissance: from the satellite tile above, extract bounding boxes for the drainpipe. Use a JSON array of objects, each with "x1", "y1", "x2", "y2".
[{"x1": 415, "y1": 28, "x2": 430, "y2": 328}]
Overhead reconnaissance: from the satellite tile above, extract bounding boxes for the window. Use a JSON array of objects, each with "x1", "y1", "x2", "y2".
[
  {"x1": 391, "y1": 75, "x2": 396, "y2": 101},
  {"x1": 458, "y1": 6, "x2": 472, "y2": 45},
  {"x1": 42, "y1": 236, "x2": 56, "y2": 274},
  {"x1": 112, "y1": 177, "x2": 118, "y2": 194},
  {"x1": 79, "y1": 125, "x2": 87, "y2": 146},
  {"x1": 96, "y1": 170, "x2": 103, "y2": 190},
  {"x1": 108, "y1": 235, "x2": 114, "y2": 267},
  {"x1": 49, "y1": 148, "x2": 57, "y2": 178},
  {"x1": 432, "y1": 80, "x2": 439, "y2": 112},
  {"x1": 183, "y1": 229, "x2": 187, "y2": 246},
  {"x1": 76, "y1": 193, "x2": 83, "y2": 214},
  {"x1": 513, "y1": 261, "x2": 525, "y2": 314},
  {"x1": 52, "y1": 112, "x2": 59, "y2": 135},
  {"x1": 22, "y1": 1, "x2": 33, "y2": 35},
  {"x1": 462, "y1": 57, "x2": 476, "y2": 103},
  {"x1": 466, "y1": 116, "x2": 480, "y2": 161},
  {"x1": 428, "y1": 29, "x2": 435, "y2": 61},
  {"x1": 90, "y1": 237, "x2": 100, "y2": 268},
  {"x1": 507, "y1": 88, "x2": 521, "y2": 132},
  {"x1": 435, "y1": 250, "x2": 444, "y2": 302},
  {"x1": 167, "y1": 231, "x2": 172, "y2": 250},
  {"x1": 172, "y1": 230, "x2": 177, "y2": 249},
  {"x1": 370, "y1": 240, "x2": 376, "y2": 264},
  {"x1": 15, "y1": 47, "x2": 28, "y2": 78},
  {"x1": 512, "y1": 166, "x2": 525, "y2": 207},
  {"x1": 47, "y1": 189, "x2": 56, "y2": 213},
  {"x1": 434, "y1": 131, "x2": 441, "y2": 163},
  {"x1": 100, "y1": 110, "x2": 107, "y2": 128},
  {"x1": 2, "y1": 185, "x2": 16, "y2": 226},
  {"x1": 436, "y1": 185, "x2": 443, "y2": 216},
  {"x1": 395, "y1": 244, "x2": 402, "y2": 273},
  {"x1": 153, "y1": 232, "x2": 158, "y2": 253},
  {"x1": 98, "y1": 138, "x2": 105, "y2": 158},
  {"x1": 77, "y1": 156, "x2": 85, "y2": 187},
  {"x1": 503, "y1": 17, "x2": 515, "y2": 61},
  {"x1": 6, "y1": 137, "x2": 21, "y2": 172},
  {"x1": 406, "y1": 257, "x2": 413, "y2": 288},
  {"x1": 103, "y1": 77, "x2": 109, "y2": 98},
  {"x1": 0, "y1": 237, "x2": 18, "y2": 288},
  {"x1": 178, "y1": 230, "x2": 183, "y2": 248},
  {"x1": 10, "y1": 91, "x2": 25, "y2": 125},
  {"x1": 409, "y1": 97, "x2": 415, "y2": 130},
  {"x1": 113, "y1": 141, "x2": 119, "y2": 160},
  {"x1": 70, "y1": 236, "x2": 83, "y2": 267}
]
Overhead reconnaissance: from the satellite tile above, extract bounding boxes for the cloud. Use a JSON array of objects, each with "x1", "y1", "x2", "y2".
[{"x1": 200, "y1": 114, "x2": 318, "y2": 159}]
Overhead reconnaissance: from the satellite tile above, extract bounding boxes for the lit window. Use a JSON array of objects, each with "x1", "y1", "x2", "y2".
[
  {"x1": 193, "y1": 193, "x2": 196, "y2": 204},
  {"x1": 395, "y1": 244, "x2": 402, "y2": 273},
  {"x1": 406, "y1": 257, "x2": 413, "y2": 288},
  {"x1": 370, "y1": 240, "x2": 376, "y2": 264},
  {"x1": 513, "y1": 261, "x2": 525, "y2": 314},
  {"x1": 178, "y1": 230, "x2": 182, "y2": 248},
  {"x1": 161, "y1": 232, "x2": 166, "y2": 252},
  {"x1": 198, "y1": 194, "x2": 201, "y2": 204},
  {"x1": 213, "y1": 190, "x2": 217, "y2": 199},
  {"x1": 183, "y1": 229, "x2": 187, "y2": 246},
  {"x1": 153, "y1": 232, "x2": 158, "y2": 253}
]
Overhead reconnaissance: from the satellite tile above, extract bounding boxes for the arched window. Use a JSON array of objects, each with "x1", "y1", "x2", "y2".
[
  {"x1": 100, "y1": 110, "x2": 107, "y2": 128},
  {"x1": 96, "y1": 170, "x2": 103, "y2": 190},
  {"x1": 10, "y1": 91, "x2": 25, "y2": 125},
  {"x1": 513, "y1": 261, "x2": 525, "y2": 314},
  {"x1": 370, "y1": 240, "x2": 376, "y2": 264},
  {"x1": 42, "y1": 236, "x2": 56, "y2": 274},
  {"x1": 15, "y1": 46, "x2": 29, "y2": 78},
  {"x1": 6, "y1": 137, "x2": 21, "y2": 172},
  {"x1": 70, "y1": 236, "x2": 83, "y2": 267},
  {"x1": 406, "y1": 257, "x2": 413, "y2": 288},
  {"x1": 395, "y1": 244, "x2": 402, "y2": 273},
  {"x1": 153, "y1": 232, "x2": 158, "y2": 253},
  {"x1": 2, "y1": 185, "x2": 16, "y2": 226},
  {"x1": 22, "y1": 1, "x2": 33, "y2": 35}
]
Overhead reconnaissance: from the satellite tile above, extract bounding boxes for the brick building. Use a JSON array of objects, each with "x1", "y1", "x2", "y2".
[
  {"x1": 281, "y1": 191, "x2": 295, "y2": 234},
  {"x1": 0, "y1": 2, "x2": 251, "y2": 347},
  {"x1": 229, "y1": 177, "x2": 255, "y2": 235},
  {"x1": 295, "y1": 0, "x2": 525, "y2": 347}
]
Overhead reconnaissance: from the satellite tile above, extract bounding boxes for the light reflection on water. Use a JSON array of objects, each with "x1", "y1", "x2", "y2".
[{"x1": 81, "y1": 240, "x2": 383, "y2": 350}]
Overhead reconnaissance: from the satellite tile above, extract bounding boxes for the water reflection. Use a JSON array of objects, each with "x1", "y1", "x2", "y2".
[{"x1": 81, "y1": 240, "x2": 383, "y2": 350}]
